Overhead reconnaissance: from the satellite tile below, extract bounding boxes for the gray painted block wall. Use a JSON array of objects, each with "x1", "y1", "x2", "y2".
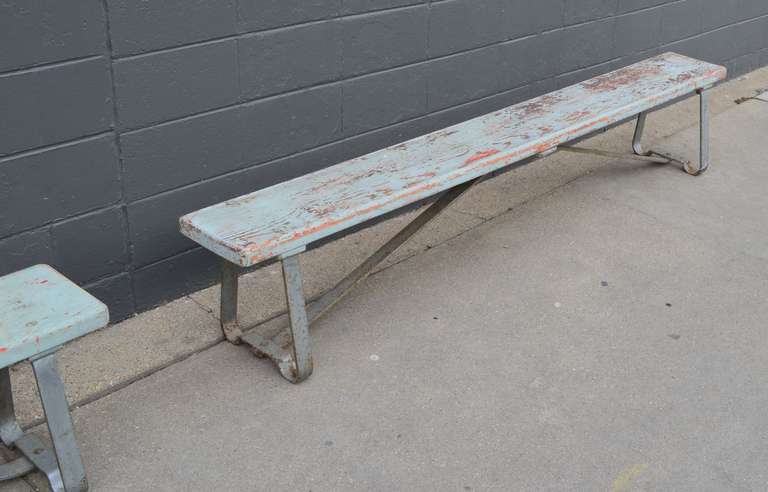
[{"x1": 1, "y1": 0, "x2": 767, "y2": 321}]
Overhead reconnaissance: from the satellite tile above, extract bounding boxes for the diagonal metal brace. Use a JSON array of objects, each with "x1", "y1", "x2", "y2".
[
  {"x1": 241, "y1": 177, "x2": 482, "y2": 383},
  {"x1": 558, "y1": 145, "x2": 691, "y2": 167}
]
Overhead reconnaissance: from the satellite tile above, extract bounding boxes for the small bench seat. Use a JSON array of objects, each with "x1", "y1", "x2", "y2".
[
  {"x1": 0, "y1": 265, "x2": 108, "y2": 492},
  {"x1": 0, "y1": 265, "x2": 108, "y2": 367},
  {"x1": 180, "y1": 52, "x2": 726, "y2": 384}
]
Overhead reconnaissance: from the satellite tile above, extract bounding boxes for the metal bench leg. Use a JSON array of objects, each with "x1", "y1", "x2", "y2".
[
  {"x1": 0, "y1": 355, "x2": 87, "y2": 492},
  {"x1": 278, "y1": 252, "x2": 313, "y2": 383},
  {"x1": 221, "y1": 260, "x2": 244, "y2": 344},
  {"x1": 0, "y1": 367, "x2": 35, "y2": 482},
  {"x1": 632, "y1": 112, "x2": 648, "y2": 156},
  {"x1": 31, "y1": 353, "x2": 87, "y2": 492},
  {"x1": 564, "y1": 89, "x2": 713, "y2": 174},
  {"x1": 684, "y1": 88, "x2": 710, "y2": 176}
]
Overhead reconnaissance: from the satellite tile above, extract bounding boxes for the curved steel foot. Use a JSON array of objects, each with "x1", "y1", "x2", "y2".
[
  {"x1": 277, "y1": 357, "x2": 314, "y2": 385},
  {"x1": 683, "y1": 160, "x2": 709, "y2": 176},
  {"x1": 244, "y1": 323, "x2": 314, "y2": 384}
]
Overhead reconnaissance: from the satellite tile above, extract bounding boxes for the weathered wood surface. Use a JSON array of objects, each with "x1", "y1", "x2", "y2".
[
  {"x1": 0, "y1": 265, "x2": 108, "y2": 367},
  {"x1": 180, "y1": 52, "x2": 726, "y2": 266}
]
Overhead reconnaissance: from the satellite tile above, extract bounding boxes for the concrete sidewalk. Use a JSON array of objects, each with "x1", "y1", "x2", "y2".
[{"x1": 4, "y1": 79, "x2": 768, "y2": 490}]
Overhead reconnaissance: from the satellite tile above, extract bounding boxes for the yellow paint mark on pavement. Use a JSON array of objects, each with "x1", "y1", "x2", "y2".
[{"x1": 612, "y1": 463, "x2": 648, "y2": 492}]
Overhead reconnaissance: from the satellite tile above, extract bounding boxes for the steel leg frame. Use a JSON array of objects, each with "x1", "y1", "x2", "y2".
[
  {"x1": 220, "y1": 178, "x2": 481, "y2": 383},
  {"x1": 632, "y1": 89, "x2": 711, "y2": 176},
  {"x1": 0, "y1": 352, "x2": 87, "y2": 491},
  {"x1": 559, "y1": 88, "x2": 712, "y2": 175}
]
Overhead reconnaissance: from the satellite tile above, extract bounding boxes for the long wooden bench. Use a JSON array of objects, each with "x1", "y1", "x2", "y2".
[{"x1": 180, "y1": 52, "x2": 726, "y2": 383}]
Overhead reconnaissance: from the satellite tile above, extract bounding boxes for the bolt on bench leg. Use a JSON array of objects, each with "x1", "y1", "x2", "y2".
[
  {"x1": 220, "y1": 260, "x2": 243, "y2": 344},
  {"x1": 684, "y1": 88, "x2": 710, "y2": 176}
]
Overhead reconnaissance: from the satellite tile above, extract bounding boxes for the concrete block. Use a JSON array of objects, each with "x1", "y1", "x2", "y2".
[
  {"x1": 341, "y1": 0, "x2": 423, "y2": 15},
  {"x1": 615, "y1": 7, "x2": 664, "y2": 57},
  {"x1": 617, "y1": 0, "x2": 668, "y2": 14},
  {"x1": 241, "y1": 85, "x2": 343, "y2": 166},
  {"x1": 132, "y1": 249, "x2": 220, "y2": 311},
  {"x1": 499, "y1": 35, "x2": 559, "y2": 91},
  {"x1": 52, "y1": 207, "x2": 129, "y2": 284},
  {"x1": 84, "y1": 273, "x2": 135, "y2": 323},
  {"x1": 0, "y1": 58, "x2": 112, "y2": 156},
  {"x1": 0, "y1": 136, "x2": 121, "y2": 237},
  {"x1": 701, "y1": 0, "x2": 740, "y2": 31},
  {"x1": 342, "y1": 6, "x2": 428, "y2": 76},
  {"x1": 428, "y1": 0, "x2": 506, "y2": 57},
  {"x1": 505, "y1": 0, "x2": 564, "y2": 40},
  {"x1": 121, "y1": 106, "x2": 246, "y2": 201},
  {"x1": 106, "y1": 0, "x2": 237, "y2": 56},
  {"x1": 0, "y1": 229, "x2": 53, "y2": 277},
  {"x1": 128, "y1": 186, "x2": 228, "y2": 267},
  {"x1": 556, "y1": 17, "x2": 616, "y2": 73},
  {"x1": 0, "y1": 0, "x2": 105, "y2": 71},
  {"x1": 238, "y1": 21, "x2": 342, "y2": 99},
  {"x1": 659, "y1": 0, "x2": 703, "y2": 45},
  {"x1": 427, "y1": 46, "x2": 502, "y2": 111},
  {"x1": 563, "y1": 0, "x2": 617, "y2": 25},
  {"x1": 238, "y1": 0, "x2": 341, "y2": 32},
  {"x1": 113, "y1": 40, "x2": 238, "y2": 130},
  {"x1": 342, "y1": 64, "x2": 427, "y2": 135}
]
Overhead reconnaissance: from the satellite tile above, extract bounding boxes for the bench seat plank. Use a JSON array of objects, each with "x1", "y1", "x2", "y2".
[
  {"x1": 180, "y1": 52, "x2": 725, "y2": 266},
  {"x1": 0, "y1": 265, "x2": 109, "y2": 367}
]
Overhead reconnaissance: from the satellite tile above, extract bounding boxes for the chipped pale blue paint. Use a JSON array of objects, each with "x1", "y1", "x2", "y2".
[
  {"x1": 0, "y1": 265, "x2": 109, "y2": 367},
  {"x1": 180, "y1": 52, "x2": 726, "y2": 267}
]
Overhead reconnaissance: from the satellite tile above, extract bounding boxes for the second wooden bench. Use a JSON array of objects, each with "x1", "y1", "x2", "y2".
[{"x1": 180, "y1": 52, "x2": 726, "y2": 383}]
